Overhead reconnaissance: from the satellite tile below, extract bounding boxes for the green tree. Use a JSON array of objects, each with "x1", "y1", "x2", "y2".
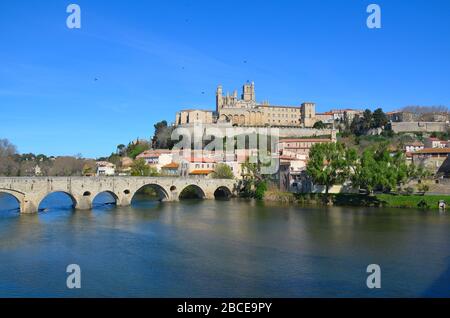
[
  {"x1": 116, "y1": 144, "x2": 126, "y2": 155},
  {"x1": 127, "y1": 141, "x2": 150, "y2": 159},
  {"x1": 152, "y1": 120, "x2": 175, "y2": 149},
  {"x1": 313, "y1": 121, "x2": 326, "y2": 129},
  {"x1": 130, "y1": 158, "x2": 158, "y2": 176},
  {"x1": 212, "y1": 163, "x2": 234, "y2": 179},
  {"x1": 352, "y1": 143, "x2": 409, "y2": 193},
  {"x1": 306, "y1": 142, "x2": 354, "y2": 195},
  {"x1": 372, "y1": 108, "x2": 388, "y2": 128},
  {"x1": 254, "y1": 180, "x2": 267, "y2": 200}
]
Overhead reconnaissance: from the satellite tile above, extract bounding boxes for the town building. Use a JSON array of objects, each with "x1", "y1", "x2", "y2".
[
  {"x1": 329, "y1": 109, "x2": 364, "y2": 122},
  {"x1": 424, "y1": 137, "x2": 450, "y2": 149},
  {"x1": 315, "y1": 112, "x2": 334, "y2": 124},
  {"x1": 404, "y1": 141, "x2": 425, "y2": 153},
  {"x1": 179, "y1": 157, "x2": 217, "y2": 177},
  {"x1": 277, "y1": 134, "x2": 337, "y2": 162},
  {"x1": 160, "y1": 162, "x2": 180, "y2": 176},
  {"x1": 275, "y1": 135, "x2": 336, "y2": 191},
  {"x1": 411, "y1": 148, "x2": 450, "y2": 173},
  {"x1": 387, "y1": 111, "x2": 419, "y2": 122},
  {"x1": 175, "y1": 109, "x2": 214, "y2": 126},
  {"x1": 136, "y1": 150, "x2": 173, "y2": 172},
  {"x1": 96, "y1": 161, "x2": 116, "y2": 176}
]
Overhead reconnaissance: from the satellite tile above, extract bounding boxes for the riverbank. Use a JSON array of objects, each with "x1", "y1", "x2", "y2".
[{"x1": 264, "y1": 191, "x2": 450, "y2": 210}]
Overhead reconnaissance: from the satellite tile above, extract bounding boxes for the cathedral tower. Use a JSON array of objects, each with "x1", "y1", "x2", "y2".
[
  {"x1": 216, "y1": 85, "x2": 223, "y2": 112},
  {"x1": 242, "y1": 81, "x2": 256, "y2": 102}
]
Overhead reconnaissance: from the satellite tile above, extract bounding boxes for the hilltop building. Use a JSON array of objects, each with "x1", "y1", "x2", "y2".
[{"x1": 175, "y1": 82, "x2": 319, "y2": 128}]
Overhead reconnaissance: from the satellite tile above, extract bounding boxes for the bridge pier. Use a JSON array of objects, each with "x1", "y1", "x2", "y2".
[
  {"x1": 21, "y1": 198, "x2": 39, "y2": 214},
  {"x1": 75, "y1": 195, "x2": 92, "y2": 211},
  {"x1": 117, "y1": 195, "x2": 132, "y2": 207}
]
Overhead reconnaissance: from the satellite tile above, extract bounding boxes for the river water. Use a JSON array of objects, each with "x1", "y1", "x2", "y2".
[{"x1": 0, "y1": 192, "x2": 449, "y2": 297}]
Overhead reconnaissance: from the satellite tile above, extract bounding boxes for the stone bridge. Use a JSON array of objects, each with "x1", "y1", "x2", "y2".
[{"x1": 0, "y1": 177, "x2": 237, "y2": 214}]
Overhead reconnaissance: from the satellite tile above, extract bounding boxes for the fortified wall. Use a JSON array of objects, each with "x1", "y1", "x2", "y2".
[{"x1": 391, "y1": 122, "x2": 449, "y2": 133}]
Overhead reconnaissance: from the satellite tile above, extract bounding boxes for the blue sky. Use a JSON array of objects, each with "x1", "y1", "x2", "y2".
[{"x1": 1, "y1": 0, "x2": 449, "y2": 158}]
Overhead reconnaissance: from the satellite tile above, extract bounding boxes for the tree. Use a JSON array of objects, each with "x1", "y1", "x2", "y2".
[
  {"x1": 152, "y1": 120, "x2": 175, "y2": 149},
  {"x1": 48, "y1": 156, "x2": 85, "y2": 176},
  {"x1": 0, "y1": 139, "x2": 19, "y2": 176},
  {"x1": 352, "y1": 143, "x2": 409, "y2": 193},
  {"x1": 116, "y1": 144, "x2": 126, "y2": 155},
  {"x1": 306, "y1": 142, "x2": 355, "y2": 195},
  {"x1": 372, "y1": 108, "x2": 388, "y2": 128},
  {"x1": 254, "y1": 180, "x2": 267, "y2": 200},
  {"x1": 212, "y1": 163, "x2": 234, "y2": 179},
  {"x1": 127, "y1": 140, "x2": 151, "y2": 159},
  {"x1": 0, "y1": 139, "x2": 17, "y2": 157},
  {"x1": 82, "y1": 161, "x2": 96, "y2": 176},
  {"x1": 130, "y1": 158, "x2": 158, "y2": 176},
  {"x1": 362, "y1": 109, "x2": 373, "y2": 130},
  {"x1": 313, "y1": 121, "x2": 326, "y2": 129}
]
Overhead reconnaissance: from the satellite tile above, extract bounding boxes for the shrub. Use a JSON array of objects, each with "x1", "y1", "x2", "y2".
[
  {"x1": 212, "y1": 163, "x2": 234, "y2": 179},
  {"x1": 417, "y1": 199, "x2": 430, "y2": 210},
  {"x1": 254, "y1": 181, "x2": 267, "y2": 200}
]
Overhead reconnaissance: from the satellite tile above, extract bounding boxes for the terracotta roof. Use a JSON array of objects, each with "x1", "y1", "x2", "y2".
[
  {"x1": 279, "y1": 155, "x2": 299, "y2": 160},
  {"x1": 137, "y1": 150, "x2": 172, "y2": 158},
  {"x1": 405, "y1": 141, "x2": 424, "y2": 146},
  {"x1": 162, "y1": 162, "x2": 179, "y2": 169},
  {"x1": 189, "y1": 169, "x2": 214, "y2": 175},
  {"x1": 413, "y1": 148, "x2": 450, "y2": 155},
  {"x1": 279, "y1": 138, "x2": 332, "y2": 143},
  {"x1": 187, "y1": 157, "x2": 217, "y2": 163}
]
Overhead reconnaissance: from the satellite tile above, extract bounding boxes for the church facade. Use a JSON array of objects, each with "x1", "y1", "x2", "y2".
[{"x1": 175, "y1": 82, "x2": 318, "y2": 128}]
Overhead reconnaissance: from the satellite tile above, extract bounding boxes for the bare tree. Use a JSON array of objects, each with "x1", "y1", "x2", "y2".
[{"x1": 0, "y1": 139, "x2": 20, "y2": 176}]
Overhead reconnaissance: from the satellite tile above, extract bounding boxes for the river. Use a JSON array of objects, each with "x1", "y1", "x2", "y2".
[{"x1": 0, "y1": 192, "x2": 449, "y2": 297}]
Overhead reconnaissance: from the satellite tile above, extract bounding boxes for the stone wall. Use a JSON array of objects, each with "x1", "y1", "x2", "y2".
[
  {"x1": 391, "y1": 122, "x2": 449, "y2": 133},
  {"x1": 174, "y1": 123, "x2": 335, "y2": 139}
]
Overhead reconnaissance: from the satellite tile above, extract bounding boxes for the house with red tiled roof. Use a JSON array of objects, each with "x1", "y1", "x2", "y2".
[
  {"x1": 178, "y1": 157, "x2": 217, "y2": 177},
  {"x1": 136, "y1": 149, "x2": 173, "y2": 172},
  {"x1": 411, "y1": 148, "x2": 450, "y2": 173},
  {"x1": 277, "y1": 137, "x2": 335, "y2": 162},
  {"x1": 424, "y1": 137, "x2": 450, "y2": 149}
]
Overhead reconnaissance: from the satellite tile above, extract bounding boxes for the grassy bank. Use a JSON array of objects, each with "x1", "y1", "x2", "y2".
[
  {"x1": 264, "y1": 191, "x2": 450, "y2": 210},
  {"x1": 376, "y1": 194, "x2": 450, "y2": 210}
]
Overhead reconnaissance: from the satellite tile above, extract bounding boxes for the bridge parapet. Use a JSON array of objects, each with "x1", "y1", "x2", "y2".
[{"x1": 0, "y1": 177, "x2": 237, "y2": 214}]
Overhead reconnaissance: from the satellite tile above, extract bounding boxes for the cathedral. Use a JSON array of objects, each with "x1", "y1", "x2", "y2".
[{"x1": 175, "y1": 82, "x2": 317, "y2": 128}]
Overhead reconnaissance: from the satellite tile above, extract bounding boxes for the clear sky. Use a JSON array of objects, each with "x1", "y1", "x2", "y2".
[{"x1": 1, "y1": 0, "x2": 449, "y2": 158}]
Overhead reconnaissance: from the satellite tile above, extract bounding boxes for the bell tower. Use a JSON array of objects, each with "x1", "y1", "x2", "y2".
[
  {"x1": 216, "y1": 85, "x2": 223, "y2": 111},
  {"x1": 242, "y1": 81, "x2": 255, "y2": 102}
]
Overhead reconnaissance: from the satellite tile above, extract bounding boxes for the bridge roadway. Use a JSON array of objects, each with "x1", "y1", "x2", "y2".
[{"x1": 0, "y1": 176, "x2": 237, "y2": 214}]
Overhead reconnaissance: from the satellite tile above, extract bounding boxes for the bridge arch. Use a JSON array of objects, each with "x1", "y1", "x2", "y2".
[
  {"x1": 214, "y1": 186, "x2": 232, "y2": 199},
  {"x1": 37, "y1": 191, "x2": 77, "y2": 212},
  {"x1": 131, "y1": 183, "x2": 170, "y2": 202},
  {"x1": 179, "y1": 184, "x2": 206, "y2": 200},
  {"x1": 0, "y1": 190, "x2": 22, "y2": 212},
  {"x1": 0, "y1": 189, "x2": 24, "y2": 203},
  {"x1": 92, "y1": 191, "x2": 119, "y2": 207}
]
